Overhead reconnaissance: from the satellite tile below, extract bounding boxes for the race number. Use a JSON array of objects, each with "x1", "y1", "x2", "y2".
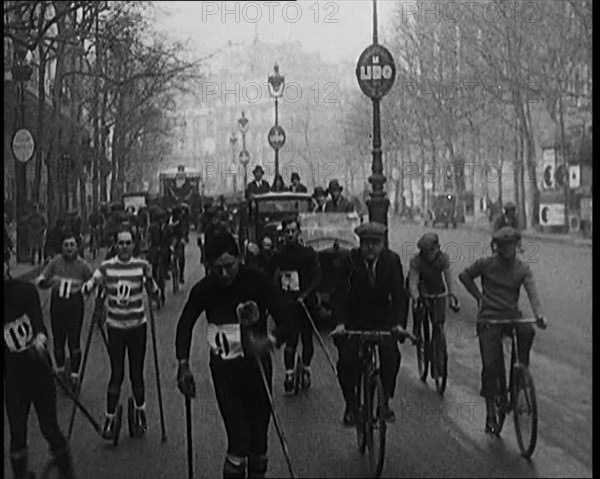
[
  {"x1": 4, "y1": 315, "x2": 34, "y2": 353},
  {"x1": 115, "y1": 280, "x2": 133, "y2": 305},
  {"x1": 281, "y1": 271, "x2": 300, "y2": 292},
  {"x1": 58, "y1": 278, "x2": 73, "y2": 299},
  {"x1": 206, "y1": 323, "x2": 244, "y2": 360}
]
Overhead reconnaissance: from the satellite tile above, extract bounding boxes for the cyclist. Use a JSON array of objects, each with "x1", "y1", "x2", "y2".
[
  {"x1": 458, "y1": 226, "x2": 547, "y2": 434},
  {"x1": 5, "y1": 247, "x2": 76, "y2": 479},
  {"x1": 167, "y1": 205, "x2": 186, "y2": 284},
  {"x1": 175, "y1": 231, "x2": 290, "y2": 478},
  {"x1": 331, "y1": 222, "x2": 409, "y2": 425},
  {"x1": 271, "y1": 217, "x2": 322, "y2": 393},
  {"x1": 408, "y1": 233, "x2": 460, "y2": 370},
  {"x1": 82, "y1": 229, "x2": 159, "y2": 441},
  {"x1": 35, "y1": 232, "x2": 94, "y2": 392},
  {"x1": 492, "y1": 201, "x2": 519, "y2": 232}
]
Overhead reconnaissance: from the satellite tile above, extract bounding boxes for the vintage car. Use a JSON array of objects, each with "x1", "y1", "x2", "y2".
[
  {"x1": 424, "y1": 192, "x2": 458, "y2": 228},
  {"x1": 242, "y1": 192, "x2": 315, "y2": 250},
  {"x1": 299, "y1": 211, "x2": 361, "y2": 329}
]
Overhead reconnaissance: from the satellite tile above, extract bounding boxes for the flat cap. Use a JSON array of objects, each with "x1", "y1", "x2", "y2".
[
  {"x1": 354, "y1": 221, "x2": 387, "y2": 239},
  {"x1": 417, "y1": 232, "x2": 439, "y2": 251},
  {"x1": 313, "y1": 186, "x2": 326, "y2": 198},
  {"x1": 492, "y1": 226, "x2": 521, "y2": 243}
]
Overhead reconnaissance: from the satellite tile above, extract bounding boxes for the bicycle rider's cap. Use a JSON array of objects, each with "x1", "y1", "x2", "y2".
[
  {"x1": 417, "y1": 232, "x2": 439, "y2": 251},
  {"x1": 354, "y1": 222, "x2": 387, "y2": 240},
  {"x1": 492, "y1": 226, "x2": 521, "y2": 243}
]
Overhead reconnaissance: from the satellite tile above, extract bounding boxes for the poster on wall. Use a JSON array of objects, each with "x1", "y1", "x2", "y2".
[{"x1": 539, "y1": 203, "x2": 565, "y2": 226}]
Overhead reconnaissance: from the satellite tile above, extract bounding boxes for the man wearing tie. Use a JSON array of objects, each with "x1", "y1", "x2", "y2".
[
  {"x1": 331, "y1": 222, "x2": 409, "y2": 426},
  {"x1": 245, "y1": 166, "x2": 271, "y2": 199}
]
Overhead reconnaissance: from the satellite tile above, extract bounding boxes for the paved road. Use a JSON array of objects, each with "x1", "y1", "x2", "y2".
[{"x1": 4, "y1": 227, "x2": 592, "y2": 478}]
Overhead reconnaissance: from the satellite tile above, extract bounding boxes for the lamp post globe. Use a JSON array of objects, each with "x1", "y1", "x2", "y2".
[{"x1": 268, "y1": 64, "x2": 285, "y2": 190}]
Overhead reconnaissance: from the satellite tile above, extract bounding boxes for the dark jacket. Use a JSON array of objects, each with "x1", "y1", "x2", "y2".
[
  {"x1": 341, "y1": 248, "x2": 409, "y2": 330},
  {"x1": 246, "y1": 180, "x2": 271, "y2": 198},
  {"x1": 325, "y1": 196, "x2": 355, "y2": 213},
  {"x1": 289, "y1": 183, "x2": 308, "y2": 193}
]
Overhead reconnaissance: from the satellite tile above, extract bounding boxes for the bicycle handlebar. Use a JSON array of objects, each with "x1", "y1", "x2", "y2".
[
  {"x1": 472, "y1": 318, "x2": 540, "y2": 325},
  {"x1": 331, "y1": 329, "x2": 421, "y2": 345}
]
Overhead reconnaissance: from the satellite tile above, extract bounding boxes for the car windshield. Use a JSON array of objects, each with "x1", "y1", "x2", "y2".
[{"x1": 256, "y1": 198, "x2": 313, "y2": 214}]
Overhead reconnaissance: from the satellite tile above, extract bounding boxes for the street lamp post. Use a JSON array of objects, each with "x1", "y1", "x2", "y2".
[
  {"x1": 355, "y1": 0, "x2": 396, "y2": 226},
  {"x1": 238, "y1": 111, "x2": 250, "y2": 194},
  {"x1": 11, "y1": 42, "x2": 34, "y2": 263},
  {"x1": 268, "y1": 64, "x2": 285, "y2": 190},
  {"x1": 229, "y1": 132, "x2": 238, "y2": 195}
]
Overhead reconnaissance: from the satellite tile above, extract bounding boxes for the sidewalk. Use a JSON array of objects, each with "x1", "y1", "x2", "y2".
[{"x1": 463, "y1": 216, "x2": 593, "y2": 248}]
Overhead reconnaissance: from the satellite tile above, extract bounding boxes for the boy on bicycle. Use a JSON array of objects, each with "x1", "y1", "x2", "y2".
[
  {"x1": 458, "y1": 226, "x2": 547, "y2": 434},
  {"x1": 408, "y1": 233, "x2": 459, "y2": 379},
  {"x1": 331, "y1": 222, "x2": 409, "y2": 425}
]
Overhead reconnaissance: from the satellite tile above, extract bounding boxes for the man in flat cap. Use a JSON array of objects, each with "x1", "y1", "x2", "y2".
[
  {"x1": 246, "y1": 165, "x2": 271, "y2": 199},
  {"x1": 459, "y1": 226, "x2": 547, "y2": 435},
  {"x1": 332, "y1": 222, "x2": 410, "y2": 425},
  {"x1": 492, "y1": 201, "x2": 519, "y2": 233},
  {"x1": 325, "y1": 180, "x2": 354, "y2": 213}
]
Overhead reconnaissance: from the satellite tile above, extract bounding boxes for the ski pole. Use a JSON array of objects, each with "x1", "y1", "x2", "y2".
[
  {"x1": 147, "y1": 292, "x2": 167, "y2": 442},
  {"x1": 53, "y1": 369, "x2": 102, "y2": 435},
  {"x1": 185, "y1": 397, "x2": 194, "y2": 478},
  {"x1": 256, "y1": 358, "x2": 296, "y2": 479}
]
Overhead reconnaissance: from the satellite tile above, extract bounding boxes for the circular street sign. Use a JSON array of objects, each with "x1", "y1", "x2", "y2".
[
  {"x1": 12, "y1": 129, "x2": 35, "y2": 163},
  {"x1": 239, "y1": 149, "x2": 250, "y2": 166},
  {"x1": 268, "y1": 126, "x2": 286, "y2": 150},
  {"x1": 356, "y1": 43, "x2": 396, "y2": 100}
]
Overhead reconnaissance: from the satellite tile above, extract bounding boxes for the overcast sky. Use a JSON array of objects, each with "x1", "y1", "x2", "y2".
[{"x1": 154, "y1": 1, "x2": 397, "y2": 64}]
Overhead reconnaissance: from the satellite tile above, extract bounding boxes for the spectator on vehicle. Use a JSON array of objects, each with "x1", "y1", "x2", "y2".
[
  {"x1": 325, "y1": 180, "x2": 355, "y2": 213},
  {"x1": 289, "y1": 173, "x2": 307, "y2": 193},
  {"x1": 246, "y1": 166, "x2": 270, "y2": 198},
  {"x1": 312, "y1": 187, "x2": 327, "y2": 213}
]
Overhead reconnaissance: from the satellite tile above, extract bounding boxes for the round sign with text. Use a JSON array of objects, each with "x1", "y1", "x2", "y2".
[
  {"x1": 268, "y1": 126, "x2": 286, "y2": 150},
  {"x1": 239, "y1": 149, "x2": 250, "y2": 166},
  {"x1": 356, "y1": 44, "x2": 396, "y2": 100},
  {"x1": 12, "y1": 129, "x2": 35, "y2": 163}
]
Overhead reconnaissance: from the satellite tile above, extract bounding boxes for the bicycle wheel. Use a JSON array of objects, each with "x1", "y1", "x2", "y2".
[
  {"x1": 513, "y1": 365, "x2": 538, "y2": 458},
  {"x1": 419, "y1": 312, "x2": 431, "y2": 383},
  {"x1": 413, "y1": 307, "x2": 427, "y2": 381},
  {"x1": 366, "y1": 375, "x2": 386, "y2": 478},
  {"x1": 431, "y1": 323, "x2": 448, "y2": 395},
  {"x1": 172, "y1": 257, "x2": 179, "y2": 293},
  {"x1": 493, "y1": 376, "x2": 508, "y2": 436},
  {"x1": 355, "y1": 372, "x2": 367, "y2": 454}
]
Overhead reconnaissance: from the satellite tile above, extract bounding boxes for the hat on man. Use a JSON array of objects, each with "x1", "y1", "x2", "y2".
[
  {"x1": 253, "y1": 165, "x2": 264, "y2": 175},
  {"x1": 290, "y1": 172, "x2": 300, "y2": 182},
  {"x1": 327, "y1": 179, "x2": 343, "y2": 193},
  {"x1": 312, "y1": 186, "x2": 326, "y2": 198},
  {"x1": 492, "y1": 226, "x2": 521, "y2": 243},
  {"x1": 503, "y1": 201, "x2": 516, "y2": 211},
  {"x1": 354, "y1": 222, "x2": 387, "y2": 240}
]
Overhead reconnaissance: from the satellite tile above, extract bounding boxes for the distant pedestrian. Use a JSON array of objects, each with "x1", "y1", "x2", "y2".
[
  {"x1": 325, "y1": 180, "x2": 355, "y2": 213},
  {"x1": 28, "y1": 203, "x2": 47, "y2": 265},
  {"x1": 492, "y1": 201, "x2": 519, "y2": 232}
]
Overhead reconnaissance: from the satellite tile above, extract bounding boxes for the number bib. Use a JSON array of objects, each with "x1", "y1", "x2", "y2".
[
  {"x1": 115, "y1": 280, "x2": 134, "y2": 305},
  {"x1": 58, "y1": 278, "x2": 73, "y2": 299},
  {"x1": 206, "y1": 323, "x2": 244, "y2": 360},
  {"x1": 280, "y1": 271, "x2": 300, "y2": 292},
  {"x1": 4, "y1": 315, "x2": 34, "y2": 353}
]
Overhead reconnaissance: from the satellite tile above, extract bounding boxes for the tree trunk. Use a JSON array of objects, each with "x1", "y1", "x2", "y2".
[{"x1": 33, "y1": 48, "x2": 46, "y2": 204}]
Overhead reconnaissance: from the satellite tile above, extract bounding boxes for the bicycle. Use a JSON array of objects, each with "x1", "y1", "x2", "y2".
[
  {"x1": 412, "y1": 292, "x2": 459, "y2": 395},
  {"x1": 476, "y1": 318, "x2": 542, "y2": 458},
  {"x1": 331, "y1": 329, "x2": 417, "y2": 478}
]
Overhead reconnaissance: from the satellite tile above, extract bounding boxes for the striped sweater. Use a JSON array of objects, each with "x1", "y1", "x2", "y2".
[{"x1": 86, "y1": 256, "x2": 156, "y2": 329}]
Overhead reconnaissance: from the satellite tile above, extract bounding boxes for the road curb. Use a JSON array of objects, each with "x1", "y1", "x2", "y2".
[{"x1": 463, "y1": 223, "x2": 593, "y2": 248}]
